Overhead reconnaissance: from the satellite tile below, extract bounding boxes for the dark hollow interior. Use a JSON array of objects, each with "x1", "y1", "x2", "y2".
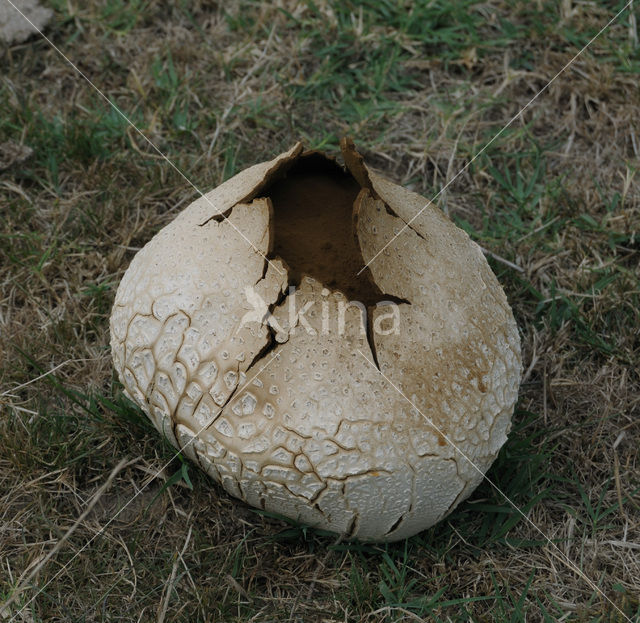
[{"x1": 265, "y1": 153, "x2": 383, "y2": 307}]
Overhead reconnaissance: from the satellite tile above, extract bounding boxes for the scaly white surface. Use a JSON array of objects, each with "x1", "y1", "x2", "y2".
[{"x1": 110, "y1": 146, "x2": 522, "y2": 541}]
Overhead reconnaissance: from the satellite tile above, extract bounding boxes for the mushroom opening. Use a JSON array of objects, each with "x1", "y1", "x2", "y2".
[{"x1": 262, "y1": 152, "x2": 384, "y2": 308}]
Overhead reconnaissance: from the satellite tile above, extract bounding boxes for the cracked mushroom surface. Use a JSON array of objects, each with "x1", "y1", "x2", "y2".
[{"x1": 110, "y1": 141, "x2": 522, "y2": 541}]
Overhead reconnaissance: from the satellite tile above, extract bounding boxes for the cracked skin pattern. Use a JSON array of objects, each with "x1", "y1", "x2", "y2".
[{"x1": 110, "y1": 142, "x2": 522, "y2": 542}]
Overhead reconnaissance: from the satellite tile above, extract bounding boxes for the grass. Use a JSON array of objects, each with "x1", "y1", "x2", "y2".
[{"x1": 1, "y1": 0, "x2": 639, "y2": 621}]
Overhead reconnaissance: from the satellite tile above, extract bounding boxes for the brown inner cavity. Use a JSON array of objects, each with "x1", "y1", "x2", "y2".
[{"x1": 265, "y1": 153, "x2": 383, "y2": 307}]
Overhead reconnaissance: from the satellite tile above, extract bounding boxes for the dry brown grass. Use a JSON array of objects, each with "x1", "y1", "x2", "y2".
[{"x1": 1, "y1": 1, "x2": 639, "y2": 621}]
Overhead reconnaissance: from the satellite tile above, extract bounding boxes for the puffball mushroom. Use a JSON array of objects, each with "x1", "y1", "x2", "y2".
[{"x1": 110, "y1": 140, "x2": 522, "y2": 541}]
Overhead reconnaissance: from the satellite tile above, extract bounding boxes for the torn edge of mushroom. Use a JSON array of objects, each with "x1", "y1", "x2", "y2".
[{"x1": 188, "y1": 139, "x2": 418, "y2": 371}]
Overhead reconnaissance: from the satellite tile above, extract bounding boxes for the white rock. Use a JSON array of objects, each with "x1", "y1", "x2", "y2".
[{"x1": 0, "y1": 0, "x2": 52, "y2": 44}]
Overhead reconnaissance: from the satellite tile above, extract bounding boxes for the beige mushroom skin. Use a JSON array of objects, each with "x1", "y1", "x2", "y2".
[{"x1": 110, "y1": 141, "x2": 522, "y2": 541}]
